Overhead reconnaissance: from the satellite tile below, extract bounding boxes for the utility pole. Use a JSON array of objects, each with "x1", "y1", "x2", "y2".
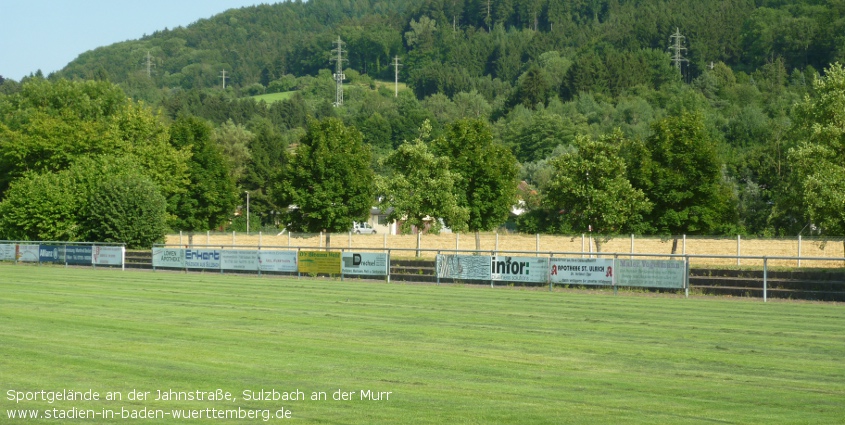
[
  {"x1": 331, "y1": 36, "x2": 346, "y2": 107},
  {"x1": 145, "y1": 51, "x2": 154, "y2": 78},
  {"x1": 220, "y1": 69, "x2": 227, "y2": 90},
  {"x1": 393, "y1": 56, "x2": 402, "y2": 97},
  {"x1": 485, "y1": 0, "x2": 491, "y2": 31},
  {"x1": 669, "y1": 28, "x2": 688, "y2": 72}
]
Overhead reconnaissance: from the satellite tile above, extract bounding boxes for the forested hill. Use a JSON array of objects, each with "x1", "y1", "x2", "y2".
[
  {"x1": 3, "y1": 0, "x2": 845, "y2": 242},
  {"x1": 55, "y1": 0, "x2": 842, "y2": 94}
]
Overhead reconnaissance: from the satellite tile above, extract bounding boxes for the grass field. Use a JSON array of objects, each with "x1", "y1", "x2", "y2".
[
  {"x1": 251, "y1": 91, "x2": 298, "y2": 103},
  {"x1": 2, "y1": 265, "x2": 844, "y2": 424}
]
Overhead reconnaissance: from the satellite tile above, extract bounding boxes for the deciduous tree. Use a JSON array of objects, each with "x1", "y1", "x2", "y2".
[{"x1": 275, "y1": 118, "x2": 375, "y2": 237}]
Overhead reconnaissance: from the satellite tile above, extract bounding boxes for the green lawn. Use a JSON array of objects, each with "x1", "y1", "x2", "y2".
[
  {"x1": 1, "y1": 265, "x2": 843, "y2": 424},
  {"x1": 251, "y1": 91, "x2": 297, "y2": 103}
]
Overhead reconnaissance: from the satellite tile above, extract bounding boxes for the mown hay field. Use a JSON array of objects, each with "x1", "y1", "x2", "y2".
[{"x1": 167, "y1": 232, "x2": 845, "y2": 268}]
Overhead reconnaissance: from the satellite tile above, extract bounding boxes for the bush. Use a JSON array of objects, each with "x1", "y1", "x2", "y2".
[
  {"x1": 242, "y1": 83, "x2": 266, "y2": 96},
  {"x1": 85, "y1": 173, "x2": 168, "y2": 249}
]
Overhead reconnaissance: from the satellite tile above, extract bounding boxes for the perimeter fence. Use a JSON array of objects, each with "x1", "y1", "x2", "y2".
[
  {"x1": 166, "y1": 231, "x2": 845, "y2": 268},
  {"x1": 148, "y1": 243, "x2": 845, "y2": 302},
  {"x1": 0, "y1": 240, "x2": 126, "y2": 268}
]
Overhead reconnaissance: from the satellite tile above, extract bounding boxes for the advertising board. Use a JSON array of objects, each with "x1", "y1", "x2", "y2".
[
  {"x1": 298, "y1": 251, "x2": 341, "y2": 274},
  {"x1": 616, "y1": 259, "x2": 685, "y2": 289},
  {"x1": 39, "y1": 245, "x2": 64, "y2": 263},
  {"x1": 93, "y1": 246, "x2": 124, "y2": 266},
  {"x1": 549, "y1": 258, "x2": 615, "y2": 286},
  {"x1": 258, "y1": 250, "x2": 298, "y2": 272},
  {"x1": 152, "y1": 248, "x2": 186, "y2": 268},
  {"x1": 221, "y1": 250, "x2": 259, "y2": 271},
  {"x1": 184, "y1": 249, "x2": 221, "y2": 269},
  {"x1": 341, "y1": 252, "x2": 388, "y2": 276},
  {"x1": 436, "y1": 254, "x2": 492, "y2": 280},
  {"x1": 491, "y1": 255, "x2": 549, "y2": 283},
  {"x1": 0, "y1": 244, "x2": 16, "y2": 261},
  {"x1": 16, "y1": 244, "x2": 39, "y2": 262},
  {"x1": 65, "y1": 245, "x2": 93, "y2": 265}
]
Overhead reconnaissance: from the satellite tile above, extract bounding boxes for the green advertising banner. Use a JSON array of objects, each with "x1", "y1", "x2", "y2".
[
  {"x1": 298, "y1": 251, "x2": 341, "y2": 274},
  {"x1": 616, "y1": 259, "x2": 685, "y2": 289}
]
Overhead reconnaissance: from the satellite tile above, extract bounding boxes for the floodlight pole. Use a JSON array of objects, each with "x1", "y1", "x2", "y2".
[{"x1": 245, "y1": 191, "x2": 250, "y2": 235}]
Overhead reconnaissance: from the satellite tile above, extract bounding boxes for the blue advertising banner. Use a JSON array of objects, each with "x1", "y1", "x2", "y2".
[
  {"x1": 38, "y1": 245, "x2": 63, "y2": 263},
  {"x1": 185, "y1": 249, "x2": 221, "y2": 269},
  {"x1": 65, "y1": 245, "x2": 93, "y2": 265}
]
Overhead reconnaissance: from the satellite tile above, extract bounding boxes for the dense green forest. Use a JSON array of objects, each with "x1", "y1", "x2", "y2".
[{"x1": 2, "y1": 0, "x2": 845, "y2": 246}]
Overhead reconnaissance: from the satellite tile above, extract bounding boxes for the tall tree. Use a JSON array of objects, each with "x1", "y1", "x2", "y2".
[
  {"x1": 275, "y1": 118, "x2": 375, "y2": 238},
  {"x1": 378, "y1": 121, "x2": 469, "y2": 254},
  {"x1": 628, "y1": 111, "x2": 737, "y2": 246},
  {"x1": 168, "y1": 116, "x2": 238, "y2": 234},
  {"x1": 788, "y1": 63, "x2": 845, "y2": 251},
  {"x1": 0, "y1": 79, "x2": 188, "y2": 198},
  {"x1": 433, "y1": 118, "x2": 518, "y2": 249},
  {"x1": 545, "y1": 132, "x2": 651, "y2": 252}
]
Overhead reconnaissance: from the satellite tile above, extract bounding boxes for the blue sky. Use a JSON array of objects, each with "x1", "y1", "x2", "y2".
[{"x1": 1, "y1": 0, "x2": 265, "y2": 81}]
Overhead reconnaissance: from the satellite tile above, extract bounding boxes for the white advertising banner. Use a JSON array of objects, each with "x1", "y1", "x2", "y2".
[
  {"x1": 93, "y1": 246, "x2": 124, "y2": 265},
  {"x1": 616, "y1": 259, "x2": 685, "y2": 289},
  {"x1": 258, "y1": 250, "x2": 298, "y2": 272},
  {"x1": 436, "y1": 254, "x2": 492, "y2": 280},
  {"x1": 549, "y1": 258, "x2": 615, "y2": 286},
  {"x1": 152, "y1": 248, "x2": 186, "y2": 268},
  {"x1": 185, "y1": 249, "x2": 221, "y2": 269},
  {"x1": 221, "y1": 249, "x2": 259, "y2": 271},
  {"x1": 491, "y1": 255, "x2": 549, "y2": 283},
  {"x1": 16, "y1": 244, "x2": 40, "y2": 262},
  {"x1": 341, "y1": 252, "x2": 388, "y2": 276},
  {"x1": 0, "y1": 244, "x2": 16, "y2": 261}
]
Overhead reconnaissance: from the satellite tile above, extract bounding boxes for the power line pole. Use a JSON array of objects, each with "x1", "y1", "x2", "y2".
[
  {"x1": 220, "y1": 69, "x2": 227, "y2": 90},
  {"x1": 145, "y1": 51, "x2": 154, "y2": 78},
  {"x1": 393, "y1": 56, "x2": 402, "y2": 98},
  {"x1": 331, "y1": 36, "x2": 346, "y2": 107},
  {"x1": 669, "y1": 28, "x2": 688, "y2": 72},
  {"x1": 485, "y1": 0, "x2": 491, "y2": 31}
]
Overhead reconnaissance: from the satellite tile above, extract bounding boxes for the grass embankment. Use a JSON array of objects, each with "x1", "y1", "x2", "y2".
[{"x1": 1, "y1": 265, "x2": 843, "y2": 424}]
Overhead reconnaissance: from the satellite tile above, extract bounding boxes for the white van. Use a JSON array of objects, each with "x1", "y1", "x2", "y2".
[{"x1": 352, "y1": 222, "x2": 377, "y2": 234}]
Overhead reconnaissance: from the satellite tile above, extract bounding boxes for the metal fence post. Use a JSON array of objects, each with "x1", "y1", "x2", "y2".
[
  {"x1": 386, "y1": 249, "x2": 391, "y2": 283},
  {"x1": 685, "y1": 255, "x2": 690, "y2": 298},
  {"x1": 798, "y1": 235, "x2": 802, "y2": 267},
  {"x1": 436, "y1": 250, "x2": 441, "y2": 285},
  {"x1": 763, "y1": 256, "x2": 768, "y2": 303},
  {"x1": 630, "y1": 234, "x2": 634, "y2": 259},
  {"x1": 737, "y1": 235, "x2": 741, "y2": 266},
  {"x1": 613, "y1": 254, "x2": 618, "y2": 296}
]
